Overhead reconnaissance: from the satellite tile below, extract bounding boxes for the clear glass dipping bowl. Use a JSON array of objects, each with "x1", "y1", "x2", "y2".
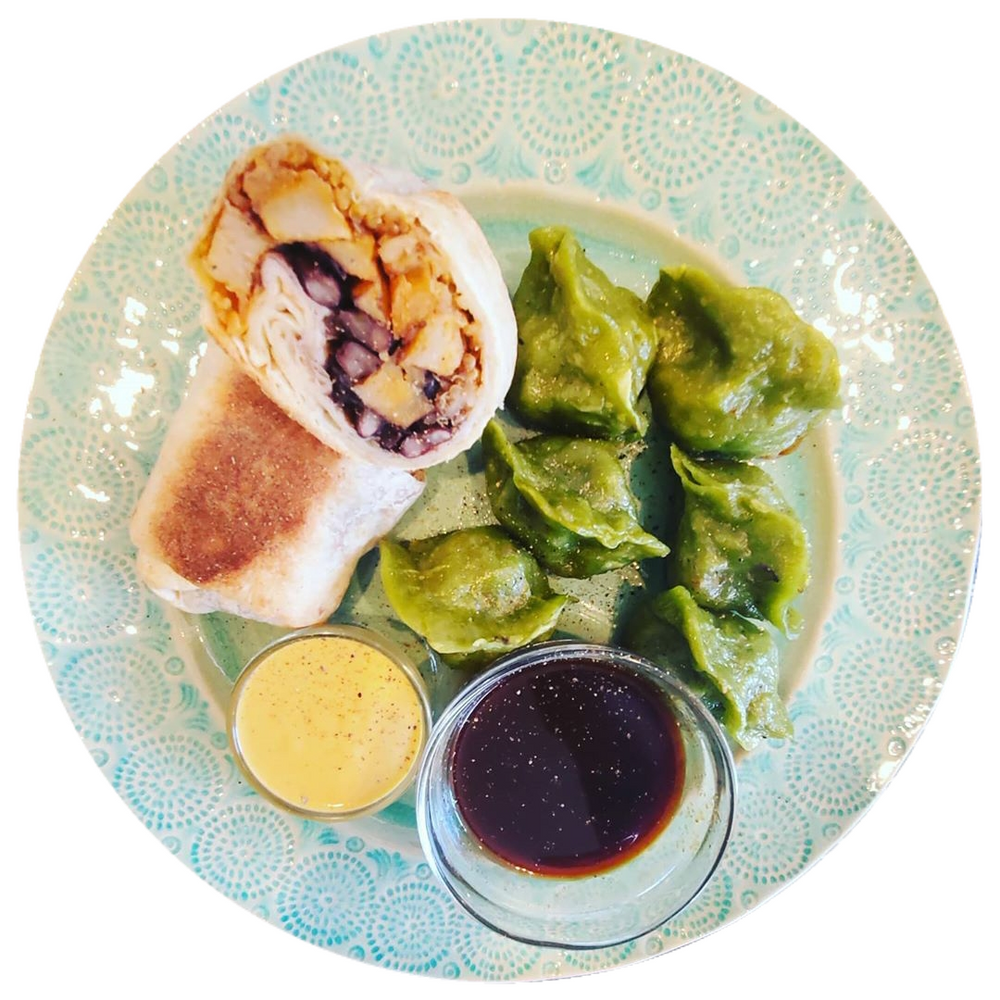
[{"x1": 416, "y1": 641, "x2": 736, "y2": 949}]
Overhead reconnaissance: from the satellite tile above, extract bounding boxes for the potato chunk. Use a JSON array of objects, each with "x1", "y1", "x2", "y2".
[
  {"x1": 354, "y1": 364, "x2": 434, "y2": 428},
  {"x1": 205, "y1": 203, "x2": 274, "y2": 299},
  {"x1": 319, "y1": 232, "x2": 380, "y2": 283},
  {"x1": 400, "y1": 314, "x2": 465, "y2": 376},
  {"x1": 390, "y1": 266, "x2": 450, "y2": 334},
  {"x1": 353, "y1": 279, "x2": 390, "y2": 324},
  {"x1": 255, "y1": 170, "x2": 352, "y2": 242},
  {"x1": 379, "y1": 231, "x2": 423, "y2": 273}
]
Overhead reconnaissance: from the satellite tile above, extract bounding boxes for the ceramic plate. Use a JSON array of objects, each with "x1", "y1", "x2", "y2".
[{"x1": 18, "y1": 18, "x2": 981, "y2": 982}]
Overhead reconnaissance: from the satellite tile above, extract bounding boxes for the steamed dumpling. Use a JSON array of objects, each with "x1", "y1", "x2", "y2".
[
  {"x1": 507, "y1": 227, "x2": 658, "y2": 439},
  {"x1": 646, "y1": 267, "x2": 840, "y2": 457},
  {"x1": 671, "y1": 445, "x2": 809, "y2": 635},
  {"x1": 379, "y1": 526, "x2": 570, "y2": 669},
  {"x1": 482, "y1": 420, "x2": 668, "y2": 578},
  {"x1": 622, "y1": 586, "x2": 793, "y2": 750}
]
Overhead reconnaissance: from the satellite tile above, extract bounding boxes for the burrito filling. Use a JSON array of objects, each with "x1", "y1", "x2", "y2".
[{"x1": 198, "y1": 145, "x2": 484, "y2": 459}]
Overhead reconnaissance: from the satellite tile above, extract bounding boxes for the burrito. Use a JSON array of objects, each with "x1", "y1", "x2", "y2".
[
  {"x1": 130, "y1": 344, "x2": 424, "y2": 627},
  {"x1": 190, "y1": 137, "x2": 517, "y2": 469}
]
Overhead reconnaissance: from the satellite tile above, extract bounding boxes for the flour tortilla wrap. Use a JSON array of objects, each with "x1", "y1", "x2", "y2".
[
  {"x1": 129, "y1": 344, "x2": 424, "y2": 627},
  {"x1": 190, "y1": 137, "x2": 516, "y2": 470}
]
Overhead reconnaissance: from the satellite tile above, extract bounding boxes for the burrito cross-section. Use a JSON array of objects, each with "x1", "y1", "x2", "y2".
[
  {"x1": 190, "y1": 138, "x2": 517, "y2": 470},
  {"x1": 129, "y1": 344, "x2": 424, "y2": 627}
]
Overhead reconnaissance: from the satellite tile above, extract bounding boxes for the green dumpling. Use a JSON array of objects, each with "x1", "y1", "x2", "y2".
[
  {"x1": 618, "y1": 597, "x2": 725, "y2": 716},
  {"x1": 646, "y1": 267, "x2": 840, "y2": 457},
  {"x1": 671, "y1": 445, "x2": 808, "y2": 635},
  {"x1": 379, "y1": 526, "x2": 570, "y2": 670},
  {"x1": 508, "y1": 226, "x2": 659, "y2": 439},
  {"x1": 622, "y1": 586, "x2": 793, "y2": 750},
  {"x1": 482, "y1": 420, "x2": 668, "y2": 578}
]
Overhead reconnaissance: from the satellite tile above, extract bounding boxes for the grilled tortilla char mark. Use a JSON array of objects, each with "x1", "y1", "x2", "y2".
[{"x1": 153, "y1": 373, "x2": 331, "y2": 585}]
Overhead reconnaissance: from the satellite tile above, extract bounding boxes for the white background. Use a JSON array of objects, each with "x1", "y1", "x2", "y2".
[{"x1": 2, "y1": 2, "x2": 994, "y2": 996}]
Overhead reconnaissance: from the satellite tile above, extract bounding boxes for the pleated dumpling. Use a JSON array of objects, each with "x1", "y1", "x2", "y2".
[
  {"x1": 622, "y1": 586, "x2": 793, "y2": 750},
  {"x1": 671, "y1": 445, "x2": 809, "y2": 635},
  {"x1": 507, "y1": 227, "x2": 658, "y2": 439},
  {"x1": 646, "y1": 267, "x2": 840, "y2": 458},
  {"x1": 482, "y1": 420, "x2": 668, "y2": 578},
  {"x1": 379, "y1": 526, "x2": 570, "y2": 669}
]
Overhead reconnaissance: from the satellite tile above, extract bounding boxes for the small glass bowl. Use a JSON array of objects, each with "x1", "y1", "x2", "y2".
[
  {"x1": 416, "y1": 641, "x2": 736, "y2": 949},
  {"x1": 229, "y1": 624, "x2": 432, "y2": 822}
]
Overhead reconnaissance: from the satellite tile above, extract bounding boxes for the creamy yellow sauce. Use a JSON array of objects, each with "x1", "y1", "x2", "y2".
[{"x1": 232, "y1": 634, "x2": 426, "y2": 815}]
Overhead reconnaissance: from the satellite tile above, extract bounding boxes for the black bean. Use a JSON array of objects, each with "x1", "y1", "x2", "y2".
[
  {"x1": 301, "y1": 267, "x2": 343, "y2": 308},
  {"x1": 327, "y1": 370, "x2": 363, "y2": 424},
  {"x1": 423, "y1": 371, "x2": 441, "y2": 399},
  {"x1": 337, "y1": 310, "x2": 393, "y2": 354},
  {"x1": 399, "y1": 434, "x2": 431, "y2": 459},
  {"x1": 336, "y1": 341, "x2": 381, "y2": 383},
  {"x1": 279, "y1": 242, "x2": 353, "y2": 308},
  {"x1": 377, "y1": 422, "x2": 405, "y2": 451},
  {"x1": 357, "y1": 409, "x2": 381, "y2": 439},
  {"x1": 399, "y1": 425, "x2": 454, "y2": 458}
]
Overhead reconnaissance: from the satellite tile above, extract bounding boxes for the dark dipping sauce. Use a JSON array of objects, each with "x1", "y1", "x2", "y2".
[{"x1": 451, "y1": 658, "x2": 685, "y2": 877}]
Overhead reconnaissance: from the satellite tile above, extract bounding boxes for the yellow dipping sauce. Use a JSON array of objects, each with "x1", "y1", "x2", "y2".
[{"x1": 230, "y1": 630, "x2": 428, "y2": 817}]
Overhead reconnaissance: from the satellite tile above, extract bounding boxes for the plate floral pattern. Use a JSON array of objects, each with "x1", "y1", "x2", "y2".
[{"x1": 18, "y1": 19, "x2": 981, "y2": 981}]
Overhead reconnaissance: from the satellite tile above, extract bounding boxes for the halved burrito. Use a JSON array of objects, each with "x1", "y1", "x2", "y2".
[
  {"x1": 130, "y1": 344, "x2": 424, "y2": 627},
  {"x1": 190, "y1": 137, "x2": 516, "y2": 469}
]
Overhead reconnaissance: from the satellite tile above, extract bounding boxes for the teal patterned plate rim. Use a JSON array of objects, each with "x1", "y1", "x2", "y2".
[{"x1": 17, "y1": 18, "x2": 982, "y2": 983}]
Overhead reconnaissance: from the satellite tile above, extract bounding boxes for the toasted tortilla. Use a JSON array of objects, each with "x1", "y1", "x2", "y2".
[{"x1": 130, "y1": 344, "x2": 424, "y2": 627}]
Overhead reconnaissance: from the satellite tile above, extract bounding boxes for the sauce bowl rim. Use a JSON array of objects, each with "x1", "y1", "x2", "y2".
[
  {"x1": 228, "y1": 623, "x2": 433, "y2": 822},
  {"x1": 415, "y1": 639, "x2": 738, "y2": 949}
]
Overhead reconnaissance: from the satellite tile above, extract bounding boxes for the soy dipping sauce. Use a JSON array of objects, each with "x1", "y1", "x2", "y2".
[{"x1": 451, "y1": 657, "x2": 686, "y2": 877}]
